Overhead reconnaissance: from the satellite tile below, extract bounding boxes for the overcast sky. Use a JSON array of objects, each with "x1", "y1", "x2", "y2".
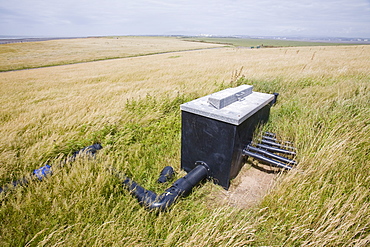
[{"x1": 1, "y1": 0, "x2": 369, "y2": 38}]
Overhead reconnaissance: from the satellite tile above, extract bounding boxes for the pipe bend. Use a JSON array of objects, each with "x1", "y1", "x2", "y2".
[
  {"x1": 148, "y1": 187, "x2": 182, "y2": 211},
  {"x1": 123, "y1": 163, "x2": 209, "y2": 211}
]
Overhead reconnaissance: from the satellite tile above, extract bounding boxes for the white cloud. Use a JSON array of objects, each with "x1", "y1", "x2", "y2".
[{"x1": 0, "y1": 0, "x2": 369, "y2": 37}]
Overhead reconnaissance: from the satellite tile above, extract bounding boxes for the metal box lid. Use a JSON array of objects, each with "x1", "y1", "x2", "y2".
[{"x1": 180, "y1": 85, "x2": 274, "y2": 125}]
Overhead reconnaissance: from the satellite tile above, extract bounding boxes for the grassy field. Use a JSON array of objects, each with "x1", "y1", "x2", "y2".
[
  {"x1": 182, "y1": 37, "x2": 356, "y2": 48},
  {"x1": 0, "y1": 36, "x2": 223, "y2": 72},
  {"x1": 0, "y1": 37, "x2": 369, "y2": 246}
]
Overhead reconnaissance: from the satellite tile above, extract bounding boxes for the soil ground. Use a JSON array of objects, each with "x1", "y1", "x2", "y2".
[{"x1": 208, "y1": 159, "x2": 283, "y2": 209}]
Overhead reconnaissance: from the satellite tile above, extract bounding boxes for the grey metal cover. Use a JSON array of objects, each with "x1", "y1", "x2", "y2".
[{"x1": 180, "y1": 85, "x2": 274, "y2": 125}]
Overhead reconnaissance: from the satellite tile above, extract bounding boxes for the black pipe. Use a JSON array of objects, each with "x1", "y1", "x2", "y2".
[
  {"x1": 243, "y1": 149, "x2": 293, "y2": 170},
  {"x1": 259, "y1": 139, "x2": 296, "y2": 151},
  {"x1": 33, "y1": 164, "x2": 52, "y2": 180},
  {"x1": 261, "y1": 135, "x2": 278, "y2": 142},
  {"x1": 271, "y1": 93, "x2": 279, "y2": 105},
  {"x1": 246, "y1": 145, "x2": 297, "y2": 165},
  {"x1": 253, "y1": 143, "x2": 297, "y2": 156},
  {"x1": 0, "y1": 177, "x2": 28, "y2": 193},
  {"x1": 69, "y1": 143, "x2": 103, "y2": 161},
  {"x1": 157, "y1": 166, "x2": 175, "y2": 183},
  {"x1": 264, "y1": 132, "x2": 276, "y2": 137},
  {"x1": 122, "y1": 162, "x2": 210, "y2": 211},
  {"x1": 0, "y1": 143, "x2": 102, "y2": 193},
  {"x1": 262, "y1": 135, "x2": 294, "y2": 146}
]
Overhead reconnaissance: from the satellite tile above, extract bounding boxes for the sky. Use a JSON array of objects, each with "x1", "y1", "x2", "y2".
[{"x1": 1, "y1": 0, "x2": 370, "y2": 38}]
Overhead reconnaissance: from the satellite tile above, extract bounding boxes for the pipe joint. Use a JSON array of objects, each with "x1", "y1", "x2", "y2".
[{"x1": 123, "y1": 162, "x2": 209, "y2": 211}]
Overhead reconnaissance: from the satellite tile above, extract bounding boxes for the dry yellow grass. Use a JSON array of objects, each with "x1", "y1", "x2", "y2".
[
  {"x1": 1, "y1": 44, "x2": 369, "y2": 180},
  {"x1": 0, "y1": 36, "x2": 223, "y2": 71},
  {"x1": 0, "y1": 38, "x2": 369, "y2": 246}
]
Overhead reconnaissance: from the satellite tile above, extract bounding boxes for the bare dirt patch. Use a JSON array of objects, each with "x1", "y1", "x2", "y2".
[{"x1": 208, "y1": 159, "x2": 282, "y2": 209}]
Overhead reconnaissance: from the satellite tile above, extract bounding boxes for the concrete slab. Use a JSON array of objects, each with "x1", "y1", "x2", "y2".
[{"x1": 180, "y1": 85, "x2": 274, "y2": 125}]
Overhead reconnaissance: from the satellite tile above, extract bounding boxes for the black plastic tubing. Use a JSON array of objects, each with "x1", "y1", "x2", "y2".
[{"x1": 123, "y1": 162, "x2": 209, "y2": 211}]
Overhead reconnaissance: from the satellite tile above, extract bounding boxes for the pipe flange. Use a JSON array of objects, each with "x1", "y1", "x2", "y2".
[{"x1": 194, "y1": 161, "x2": 211, "y2": 177}]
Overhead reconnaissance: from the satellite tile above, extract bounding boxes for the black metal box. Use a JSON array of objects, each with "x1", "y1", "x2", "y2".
[{"x1": 180, "y1": 85, "x2": 274, "y2": 189}]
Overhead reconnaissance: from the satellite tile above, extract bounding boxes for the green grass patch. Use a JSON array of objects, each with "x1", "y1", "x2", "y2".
[
  {"x1": 183, "y1": 37, "x2": 362, "y2": 48},
  {"x1": 1, "y1": 73, "x2": 369, "y2": 246}
]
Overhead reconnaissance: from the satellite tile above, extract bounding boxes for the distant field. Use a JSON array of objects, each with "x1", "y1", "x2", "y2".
[
  {"x1": 0, "y1": 36, "x2": 223, "y2": 71},
  {"x1": 0, "y1": 37, "x2": 369, "y2": 246},
  {"x1": 2, "y1": 36, "x2": 363, "y2": 72},
  {"x1": 183, "y1": 37, "x2": 362, "y2": 47}
]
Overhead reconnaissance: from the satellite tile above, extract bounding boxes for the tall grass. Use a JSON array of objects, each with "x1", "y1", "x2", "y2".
[
  {"x1": 243, "y1": 77, "x2": 369, "y2": 246},
  {"x1": 0, "y1": 40, "x2": 369, "y2": 246}
]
